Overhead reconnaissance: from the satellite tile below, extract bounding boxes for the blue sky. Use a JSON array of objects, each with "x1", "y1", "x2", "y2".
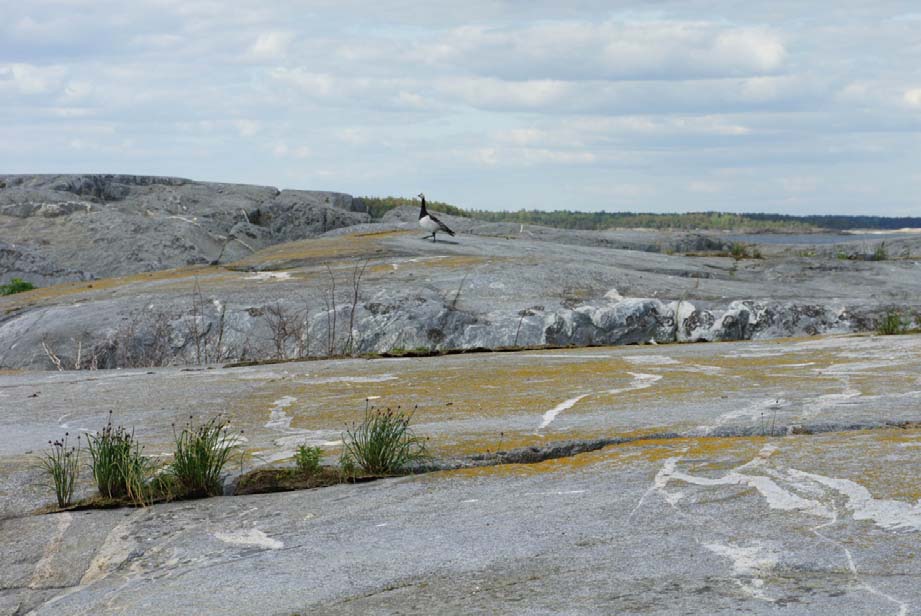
[{"x1": 2, "y1": 1, "x2": 920, "y2": 215}]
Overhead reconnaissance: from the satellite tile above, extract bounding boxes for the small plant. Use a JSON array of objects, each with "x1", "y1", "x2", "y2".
[
  {"x1": 386, "y1": 346, "x2": 433, "y2": 357},
  {"x1": 877, "y1": 310, "x2": 907, "y2": 336},
  {"x1": 729, "y1": 242, "x2": 749, "y2": 260},
  {"x1": 873, "y1": 242, "x2": 888, "y2": 261},
  {"x1": 0, "y1": 277, "x2": 36, "y2": 296},
  {"x1": 39, "y1": 433, "x2": 81, "y2": 508},
  {"x1": 294, "y1": 444, "x2": 323, "y2": 475},
  {"x1": 169, "y1": 415, "x2": 241, "y2": 497},
  {"x1": 85, "y1": 412, "x2": 153, "y2": 505},
  {"x1": 341, "y1": 405, "x2": 428, "y2": 475},
  {"x1": 339, "y1": 451, "x2": 358, "y2": 480}
]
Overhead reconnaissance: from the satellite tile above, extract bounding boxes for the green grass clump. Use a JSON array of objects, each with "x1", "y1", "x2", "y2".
[
  {"x1": 341, "y1": 406, "x2": 428, "y2": 475},
  {"x1": 294, "y1": 444, "x2": 323, "y2": 475},
  {"x1": 729, "y1": 242, "x2": 748, "y2": 259},
  {"x1": 86, "y1": 412, "x2": 153, "y2": 505},
  {"x1": 873, "y1": 242, "x2": 888, "y2": 261},
  {"x1": 169, "y1": 415, "x2": 240, "y2": 497},
  {"x1": 877, "y1": 310, "x2": 907, "y2": 335},
  {"x1": 386, "y1": 346, "x2": 433, "y2": 357},
  {"x1": 0, "y1": 277, "x2": 36, "y2": 296},
  {"x1": 39, "y1": 433, "x2": 81, "y2": 508},
  {"x1": 727, "y1": 242, "x2": 763, "y2": 260}
]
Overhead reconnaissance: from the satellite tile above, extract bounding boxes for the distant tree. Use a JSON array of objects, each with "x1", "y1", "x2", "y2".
[{"x1": 358, "y1": 196, "x2": 919, "y2": 232}]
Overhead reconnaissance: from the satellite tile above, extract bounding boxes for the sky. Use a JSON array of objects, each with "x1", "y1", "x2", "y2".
[{"x1": 1, "y1": 1, "x2": 920, "y2": 215}]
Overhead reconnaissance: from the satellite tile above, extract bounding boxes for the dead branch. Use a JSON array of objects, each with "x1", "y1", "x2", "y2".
[
  {"x1": 41, "y1": 338, "x2": 64, "y2": 372},
  {"x1": 324, "y1": 264, "x2": 337, "y2": 356},
  {"x1": 344, "y1": 259, "x2": 369, "y2": 356}
]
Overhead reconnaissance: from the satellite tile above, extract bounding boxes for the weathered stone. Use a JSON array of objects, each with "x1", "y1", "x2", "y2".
[
  {"x1": 2, "y1": 221, "x2": 920, "y2": 369},
  {"x1": 3, "y1": 335, "x2": 921, "y2": 614},
  {"x1": 0, "y1": 174, "x2": 369, "y2": 283}
]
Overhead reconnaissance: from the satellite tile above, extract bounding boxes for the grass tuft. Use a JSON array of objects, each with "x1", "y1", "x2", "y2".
[
  {"x1": 294, "y1": 444, "x2": 323, "y2": 475},
  {"x1": 85, "y1": 411, "x2": 154, "y2": 505},
  {"x1": 873, "y1": 242, "x2": 888, "y2": 261},
  {"x1": 341, "y1": 405, "x2": 428, "y2": 475},
  {"x1": 728, "y1": 242, "x2": 762, "y2": 260},
  {"x1": 0, "y1": 277, "x2": 36, "y2": 296},
  {"x1": 39, "y1": 433, "x2": 81, "y2": 508},
  {"x1": 169, "y1": 415, "x2": 241, "y2": 497},
  {"x1": 877, "y1": 310, "x2": 907, "y2": 335}
]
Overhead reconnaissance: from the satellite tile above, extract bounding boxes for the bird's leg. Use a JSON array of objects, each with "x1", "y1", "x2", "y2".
[{"x1": 432, "y1": 232, "x2": 437, "y2": 243}]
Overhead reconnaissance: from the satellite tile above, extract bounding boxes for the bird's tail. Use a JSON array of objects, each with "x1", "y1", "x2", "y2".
[{"x1": 445, "y1": 228, "x2": 455, "y2": 236}]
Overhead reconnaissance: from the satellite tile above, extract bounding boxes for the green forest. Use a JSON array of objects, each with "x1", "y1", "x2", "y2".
[{"x1": 357, "y1": 196, "x2": 920, "y2": 232}]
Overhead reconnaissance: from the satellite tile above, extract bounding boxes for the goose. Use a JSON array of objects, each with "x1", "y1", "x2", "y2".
[{"x1": 417, "y1": 193, "x2": 455, "y2": 242}]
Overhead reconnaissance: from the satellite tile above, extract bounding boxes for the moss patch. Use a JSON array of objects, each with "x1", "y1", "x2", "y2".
[{"x1": 234, "y1": 467, "x2": 350, "y2": 495}]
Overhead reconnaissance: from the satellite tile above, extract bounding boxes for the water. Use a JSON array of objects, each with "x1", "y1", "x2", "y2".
[{"x1": 725, "y1": 232, "x2": 918, "y2": 245}]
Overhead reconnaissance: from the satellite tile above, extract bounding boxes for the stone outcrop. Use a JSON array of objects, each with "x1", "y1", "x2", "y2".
[
  {"x1": 2, "y1": 175, "x2": 920, "y2": 370},
  {"x1": 0, "y1": 174, "x2": 369, "y2": 284}
]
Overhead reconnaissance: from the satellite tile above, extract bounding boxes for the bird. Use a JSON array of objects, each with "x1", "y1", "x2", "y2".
[{"x1": 417, "y1": 193, "x2": 455, "y2": 242}]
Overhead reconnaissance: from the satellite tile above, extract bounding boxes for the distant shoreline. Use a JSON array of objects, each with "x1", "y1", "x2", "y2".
[{"x1": 843, "y1": 228, "x2": 921, "y2": 235}]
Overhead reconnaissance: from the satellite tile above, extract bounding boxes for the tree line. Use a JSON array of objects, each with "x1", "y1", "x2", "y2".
[{"x1": 357, "y1": 196, "x2": 919, "y2": 232}]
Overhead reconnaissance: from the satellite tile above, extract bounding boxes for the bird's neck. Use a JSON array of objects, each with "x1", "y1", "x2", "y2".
[{"x1": 419, "y1": 198, "x2": 427, "y2": 218}]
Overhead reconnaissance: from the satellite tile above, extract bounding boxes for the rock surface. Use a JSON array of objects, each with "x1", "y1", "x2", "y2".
[
  {"x1": 2, "y1": 334, "x2": 921, "y2": 614},
  {"x1": 0, "y1": 174, "x2": 369, "y2": 284},
  {"x1": 1, "y1": 223, "x2": 919, "y2": 370},
  {"x1": 1, "y1": 176, "x2": 920, "y2": 370}
]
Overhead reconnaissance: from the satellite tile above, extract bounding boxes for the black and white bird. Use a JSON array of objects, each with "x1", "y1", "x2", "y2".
[{"x1": 417, "y1": 193, "x2": 455, "y2": 242}]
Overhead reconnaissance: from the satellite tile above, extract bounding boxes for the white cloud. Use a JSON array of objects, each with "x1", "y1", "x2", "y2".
[
  {"x1": 712, "y1": 28, "x2": 786, "y2": 73},
  {"x1": 436, "y1": 77, "x2": 569, "y2": 109},
  {"x1": 0, "y1": 63, "x2": 67, "y2": 95},
  {"x1": 249, "y1": 31, "x2": 294, "y2": 60},
  {"x1": 688, "y1": 181, "x2": 723, "y2": 193},
  {"x1": 62, "y1": 80, "x2": 94, "y2": 102},
  {"x1": 904, "y1": 88, "x2": 921, "y2": 107},
  {"x1": 564, "y1": 115, "x2": 751, "y2": 137},
  {"x1": 470, "y1": 145, "x2": 596, "y2": 167},
  {"x1": 394, "y1": 90, "x2": 429, "y2": 109},
  {"x1": 2, "y1": 1, "x2": 920, "y2": 215},
  {"x1": 337, "y1": 127, "x2": 368, "y2": 145},
  {"x1": 268, "y1": 69, "x2": 337, "y2": 97},
  {"x1": 779, "y1": 176, "x2": 818, "y2": 193},
  {"x1": 413, "y1": 20, "x2": 786, "y2": 81},
  {"x1": 233, "y1": 119, "x2": 260, "y2": 137},
  {"x1": 475, "y1": 147, "x2": 498, "y2": 166},
  {"x1": 430, "y1": 75, "x2": 809, "y2": 114},
  {"x1": 50, "y1": 107, "x2": 95, "y2": 118},
  {"x1": 131, "y1": 33, "x2": 184, "y2": 50},
  {"x1": 273, "y1": 142, "x2": 310, "y2": 158}
]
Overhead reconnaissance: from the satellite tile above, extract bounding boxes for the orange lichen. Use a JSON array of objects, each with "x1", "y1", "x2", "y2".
[
  {"x1": 0, "y1": 265, "x2": 226, "y2": 309},
  {"x1": 229, "y1": 230, "x2": 409, "y2": 270}
]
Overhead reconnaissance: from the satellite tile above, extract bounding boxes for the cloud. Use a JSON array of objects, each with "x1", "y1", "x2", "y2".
[
  {"x1": 2, "y1": 1, "x2": 921, "y2": 215},
  {"x1": 411, "y1": 21, "x2": 786, "y2": 81},
  {"x1": 248, "y1": 31, "x2": 294, "y2": 60},
  {"x1": 436, "y1": 77, "x2": 569, "y2": 110},
  {"x1": 233, "y1": 119, "x2": 260, "y2": 137},
  {"x1": 272, "y1": 141, "x2": 310, "y2": 158},
  {"x1": 269, "y1": 68, "x2": 336, "y2": 96},
  {"x1": 0, "y1": 63, "x2": 67, "y2": 95},
  {"x1": 432, "y1": 74, "x2": 812, "y2": 114},
  {"x1": 779, "y1": 176, "x2": 818, "y2": 193},
  {"x1": 904, "y1": 88, "x2": 921, "y2": 107},
  {"x1": 470, "y1": 145, "x2": 596, "y2": 167}
]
